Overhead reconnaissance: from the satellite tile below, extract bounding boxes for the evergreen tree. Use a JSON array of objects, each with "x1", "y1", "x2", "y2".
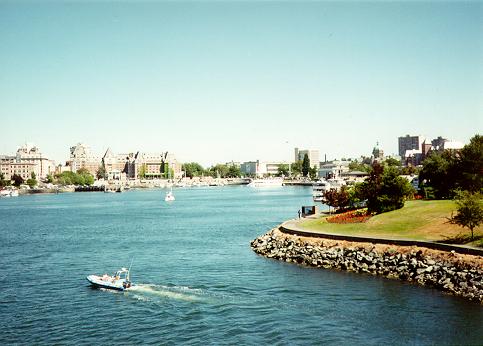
[{"x1": 302, "y1": 154, "x2": 310, "y2": 177}]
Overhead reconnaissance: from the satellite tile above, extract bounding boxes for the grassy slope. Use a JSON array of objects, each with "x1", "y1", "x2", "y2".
[{"x1": 300, "y1": 200, "x2": 483, "y2": 246}]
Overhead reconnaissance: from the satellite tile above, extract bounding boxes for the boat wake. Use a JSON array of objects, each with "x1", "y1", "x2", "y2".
[{"x1": 125, "y1": 284, "x2": 208, "y2": 303}]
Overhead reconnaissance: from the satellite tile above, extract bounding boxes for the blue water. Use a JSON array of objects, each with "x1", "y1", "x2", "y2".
[{"x1": 0, "y1": 186, "x2": 482, "y2": 345}]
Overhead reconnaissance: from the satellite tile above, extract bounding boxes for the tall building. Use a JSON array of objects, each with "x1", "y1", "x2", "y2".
[
  {"x1": 294, "y1": 148, "x2": 320, "y2": 168},
  {"x1": 0, "y1": 143, "x2": 55, "y2": 180},
  {"x1": 398, "y1": 135, "x2": 424, "y2": 158}
]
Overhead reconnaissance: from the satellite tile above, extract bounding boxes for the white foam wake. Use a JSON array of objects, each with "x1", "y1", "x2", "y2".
[{"x1": 126, "y1": 284, "x2": 206, "y2": 302}]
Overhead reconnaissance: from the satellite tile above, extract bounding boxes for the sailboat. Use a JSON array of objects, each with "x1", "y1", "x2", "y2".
[
  {"x1": 164, "y1": 167, "x2": 175, "y2": 202},
  {"x1": 165, "y1": 188, "x2": 175, "y2": 202}
]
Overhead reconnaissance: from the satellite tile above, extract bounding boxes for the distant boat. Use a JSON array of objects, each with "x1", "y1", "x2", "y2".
[
  {"x1": 165, "y1": 170, "x2": 175, "y2": 201},
  {"x1": 86, "y1": 267, "x2": 132, "y2": 291},
  {"x1": 165, "y1": 190, "x2": 175, "y2": 202},
  {"x1": 247, "y1": 177, "x2": 283, "y2": 187}
]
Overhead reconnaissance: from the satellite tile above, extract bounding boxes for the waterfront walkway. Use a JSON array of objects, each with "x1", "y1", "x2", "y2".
[{"x1": 280, "y1": 218, "x2": 483, "y2": 257}]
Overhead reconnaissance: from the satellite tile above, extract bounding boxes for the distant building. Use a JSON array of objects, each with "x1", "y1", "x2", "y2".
[
  {"x1": 294, "y1": 148, "x2": 320, "y2": 169},
  {"x1": 431, "y1": 136, "x2": 448, "y2": 151},
  {"x1": 0, "y1": 156, "x2": 36, "y2": 181},
  {"x1": 371, "y1": 142, "x2": 384, "y2": 162},
  {"x1": 0, "y1": 143, "x2": 55, "y2": 180},
  {"x1": 129, "y1": 151, "x2": 182, "y2": 180},
  {"x1": 402, "y1": 135, "x2": 465, "y2": 166},
  {"x1": 102, "y1": 148, "x2": 130, "y2": 180},
  {"x1": 68, "y1": 143, "x2": 101, "y2": 176},
  {"x1": 442, "y1": 140, "x2": 464, "y2": 151},
  {"x1": 240, "y1": 160, "x2": 287, "y2": 177},
  {"x1": 318, "y1": 160, "x2": 350, "y2": 179},
  {"x1": 398, "y1": 135, "x2": 425, "y2": 158}
]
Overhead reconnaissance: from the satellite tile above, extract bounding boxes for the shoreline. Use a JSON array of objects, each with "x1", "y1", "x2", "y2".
[{"x1": 251, "y1": 227, "x2": 483, "y2": 303}]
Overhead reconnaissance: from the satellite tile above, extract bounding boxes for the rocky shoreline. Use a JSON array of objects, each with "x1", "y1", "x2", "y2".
[{"x1": 251, "y1": 228, "x2": 483, "y2": 303}]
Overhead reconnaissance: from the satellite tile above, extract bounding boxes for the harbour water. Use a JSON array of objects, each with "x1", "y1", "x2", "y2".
[{"x1": 1, "y1": 186, "x2": 482, "y2": 344}]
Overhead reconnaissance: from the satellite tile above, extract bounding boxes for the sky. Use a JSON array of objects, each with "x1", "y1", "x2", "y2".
[{"x1": 1, "y1": 1, "x2": 482, "y2": 167}]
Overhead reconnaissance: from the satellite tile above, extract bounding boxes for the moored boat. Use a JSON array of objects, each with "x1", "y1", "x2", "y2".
[
  {"x1": 247, "y1": 177, "x2": 283, "y2": 187},
  {"x1": 312, "y1": 177, "x2": 346, "y2": 202}
]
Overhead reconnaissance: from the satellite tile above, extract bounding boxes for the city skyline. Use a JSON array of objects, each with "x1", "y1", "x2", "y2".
[{"x1": 1, "y1": 2, "x2": 481, "y2": 166}]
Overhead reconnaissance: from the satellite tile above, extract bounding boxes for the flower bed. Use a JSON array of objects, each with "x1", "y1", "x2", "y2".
[{"x1": 326, "y1": 209, "x2": 371, "y2": 224}]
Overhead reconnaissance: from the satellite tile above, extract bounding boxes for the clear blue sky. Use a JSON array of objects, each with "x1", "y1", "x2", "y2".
[{"x1": 1, "y1": 1, "x2": 482, "y2": 166}]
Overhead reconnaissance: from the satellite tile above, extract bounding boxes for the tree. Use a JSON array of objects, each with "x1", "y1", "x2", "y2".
[
  {"x1": 0, "y1": 173, "x2": 11, "y2": 187},
  {"x1": 182, "y1": 162, "x2": 205, "y2": 178},
  {"x1": 323, "y1": 187, "x2": 350, "y2": 212},
  {"x1": 302, "y1": 154, "x2": 310, "y2": 177},
  {"x1": 76, "y1": 168, "x2": 94, "y2": 185},
  {"x1": 46, "y1": 174, "x2": 54, "y2": 183},
  {"x1": 449, "y1": 191, "x2": 483, "y2": 240},
  {"x1": 359, "y1": 163, "x2": 414, "y2": 214},
  {"x1": 290, "y1": 161, "x2": 303, "y2": 177},
  {"x1": 359, "y1": 162, "x2": 384, "y2": 212},
  {"x1": 26, "y1": 172, "x2": 37, "y2": 188},
  {"x1": 384, "y1": 157, "x2": 401, "y2": 167},
  {"x1": 96, "y1": 165, "x2": 106, "y2": 180},
  {"x1": 419, "y1": 151, "x2": 456, "y2": 198},
  {"x1": 11, "y1": 174, "x2": 24, "y2": 187},
  {"x1": 401, "y1": 165, "x2": 418, "y2": 175},
  {"x1": 309, "y1": 165, "x2": 318, "y2": 181},
  {"x1": 277, "y1": 164, "x2": 290, "y2": 177},
  {"x1": 207, "y1": 164, "x2": 229, "y2": 178},
  {"x1": 348, "y1": 160, "x2": 371, "y2": 173},
  {"x1": 378, "y1": 166, "x2": 414, "y2": 213},
  {"x1": 226, "y1": 165, "x2": 241, "y2": 178},
  {"x1": 348, "y1": 183, "x2": 364, "y2": 209},
  {"x1": 455, "y1": 134, "x2": 483, "y2": 193}
]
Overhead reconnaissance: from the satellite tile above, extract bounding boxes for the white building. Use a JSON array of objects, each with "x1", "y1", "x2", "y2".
[
  {"x1": 294, "y1": 148, "x2": 320, "y2": 169},
  {"x1": 240, "y1": 160, "x2": 288, "y2": 177},
  {"x1": 318, "y1": 160, "x2": 350, "y2": 179}
]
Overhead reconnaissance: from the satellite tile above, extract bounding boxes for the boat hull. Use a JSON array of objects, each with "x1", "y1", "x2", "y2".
[{"x1": 86, "y1": 275, "x2": 129, "y2": 291}]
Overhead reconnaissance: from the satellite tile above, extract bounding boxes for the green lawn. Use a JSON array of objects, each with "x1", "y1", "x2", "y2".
[{"x1": 300, "y1": 200, "x2": 482, "y2": 246}]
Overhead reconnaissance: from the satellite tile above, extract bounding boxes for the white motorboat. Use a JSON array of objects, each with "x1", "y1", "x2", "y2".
[
  {"x1": 87, "y1": 267, "x2": 132, "y2": 291},
  {"x1": 312, "y1": 177, "x2": 346, "y2": 202},
  {"x1": 247, "y1": 177, "x2": 284, "y2": 187},
  {"x1": 165, "y1": 190, "x2": 175, "y2": 202}
]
